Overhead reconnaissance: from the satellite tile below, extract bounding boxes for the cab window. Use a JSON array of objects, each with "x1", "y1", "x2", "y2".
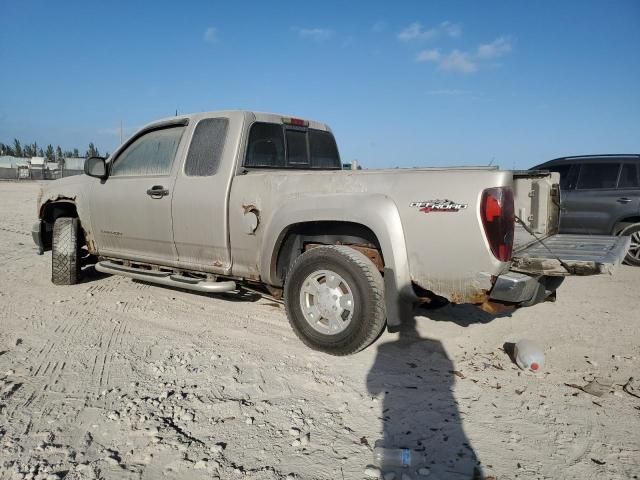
[
  {"x1": 111, "y1": 126, "x2": 185, "y2": 177},
  {"x1": 245, "y1": 122, "x2": 341, "y2": 169}
]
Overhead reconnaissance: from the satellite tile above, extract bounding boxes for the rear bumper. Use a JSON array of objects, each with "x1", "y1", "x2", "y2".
[{"x1": 489, "y1": 271, "x2": 563, "y2": 306}]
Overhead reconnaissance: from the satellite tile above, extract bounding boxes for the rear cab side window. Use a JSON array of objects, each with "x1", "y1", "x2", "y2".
[
  {"x1": 244, "y1": 122, "x2": 341, "y2": 170},
  {"x1": 576, "y1": 163, "x2": 621, "y2": 190},
  {"x1": 184, "y1": 118, "x2": 229, "y2": 176}
]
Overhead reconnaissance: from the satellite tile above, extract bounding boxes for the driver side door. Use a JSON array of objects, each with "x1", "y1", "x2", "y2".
[{"x1": 89, "y1": 123, "x2": 187, "y2": 264}]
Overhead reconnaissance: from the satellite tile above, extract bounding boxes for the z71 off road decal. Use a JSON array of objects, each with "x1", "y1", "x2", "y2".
[{"x1": 410, "y1": 199, "x2": 468, "y2": 213}]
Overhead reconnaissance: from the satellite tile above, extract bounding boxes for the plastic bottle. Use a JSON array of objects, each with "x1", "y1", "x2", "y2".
[
  {"x1": 373, "y1": 447, "x2": 417, "y2": 468},
  {"x1": 514, "y1": 339, "x2": 545, "y2": 372}
]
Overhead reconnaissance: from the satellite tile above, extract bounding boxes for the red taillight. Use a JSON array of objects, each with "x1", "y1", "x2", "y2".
[{"x1": 481, "y1": 187, "x2": 514, "y2": 262}]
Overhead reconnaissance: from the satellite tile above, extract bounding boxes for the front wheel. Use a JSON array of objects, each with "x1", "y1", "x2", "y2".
[
  {"x1": 51, "y1": 217, "x2": 81, "y2": 285},
  {"x1": 284, "y1": 245, "x2": 386, "y2": 355},
  {"x1": 620, "y1": 223, "x2": 640, "y2": 266}
]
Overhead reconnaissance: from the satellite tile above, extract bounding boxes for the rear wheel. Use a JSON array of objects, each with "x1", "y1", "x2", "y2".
[
  {"x1": 51, "y1": 217, "x2": 81, "y2": 285},
  {"x1": 620, "y1": 223, "x2": 640, "y2": 266},
  {"x1": 284, "y1": 245, "x2": 386, "y2": 355}
]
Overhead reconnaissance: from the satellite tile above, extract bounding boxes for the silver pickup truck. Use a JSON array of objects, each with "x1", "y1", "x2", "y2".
[{"x1": 33, "y1": 110, "x2": 630, "y2": 355}]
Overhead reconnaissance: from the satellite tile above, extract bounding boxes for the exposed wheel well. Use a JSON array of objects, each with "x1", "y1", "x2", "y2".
[
  {"x1": 274, "y1": 221, "x2": 383, "y2": 286},
  {"x1": 40, "y1": 201, "x2": 81, "y2": 250},
  {"x1": 613, "y1": 216, "x2": 640, "y2": 235}
]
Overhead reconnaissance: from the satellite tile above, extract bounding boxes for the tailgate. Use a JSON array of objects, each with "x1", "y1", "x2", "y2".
[{"x1": 511, "y1": 234, "x2": 631, "y2": 276}]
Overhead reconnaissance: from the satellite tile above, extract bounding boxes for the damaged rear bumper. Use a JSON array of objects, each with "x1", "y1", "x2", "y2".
[{"x1": 489, "y1": 271, "x2": 563, "y2": 306}]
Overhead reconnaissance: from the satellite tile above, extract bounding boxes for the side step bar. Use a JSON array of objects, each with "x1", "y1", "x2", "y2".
[{"x1": 95, "y1": 261, "x2": 237, "y2": 293}]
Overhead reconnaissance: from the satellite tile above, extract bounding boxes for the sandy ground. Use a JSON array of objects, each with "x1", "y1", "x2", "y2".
[{"x1": 0, "y1": 181, "x2": 639, "y2": 480}]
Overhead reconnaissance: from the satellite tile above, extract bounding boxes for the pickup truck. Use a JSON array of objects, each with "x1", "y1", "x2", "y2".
[{"x1": 32, "y1": 111, "x2": 631, "y2": 355}]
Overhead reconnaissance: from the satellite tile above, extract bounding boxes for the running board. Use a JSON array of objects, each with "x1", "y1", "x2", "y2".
[{"x1": 95, "y1": 261, "x2": 236, "y2": 293}]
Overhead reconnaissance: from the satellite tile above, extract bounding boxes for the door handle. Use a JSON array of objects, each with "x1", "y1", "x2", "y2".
[
  {"x1": 616, "y1": 197, "x2": 632, "y2": 204},
  {"x1": 146, "y1": 185, "x2": 169, "y2": 198}
]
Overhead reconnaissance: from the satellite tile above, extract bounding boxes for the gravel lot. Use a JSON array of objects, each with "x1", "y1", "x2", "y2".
[{"x1": 1, "y1": 181, "x2": 639, "y2": 480}]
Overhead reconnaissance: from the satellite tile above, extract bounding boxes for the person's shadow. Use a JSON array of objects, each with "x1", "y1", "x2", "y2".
[{"x1": 366, "y1": 315, "x2": 484, "y2": 479}]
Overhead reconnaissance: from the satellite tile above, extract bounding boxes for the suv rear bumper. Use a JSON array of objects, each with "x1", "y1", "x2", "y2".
[{"x1": 489, "y1": 271, "x2": 563, "y2": 306}]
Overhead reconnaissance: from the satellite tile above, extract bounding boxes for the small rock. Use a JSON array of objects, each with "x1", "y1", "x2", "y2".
[
  {"x1": 364, "y1": 465, "x2": 381, "y2": 478},
  {"x1": 210, "y1": 444, "x2": 225, "y2": 454},
  {"x1": 300, "y1": 432, "x2": 310, "y2": 446},
  {"x1": 418, "y1": 467, "x2": 431, "y2": 476},
  {"x1": 182, "y1": 412, "x2": 194, "y2": 422},
  {"x1": 107, "y1": 411, "x2": 120, "y2": 421},
  {"x1": 194, "y1": 460, "x2": 207, "y2": 470},
  {"x1": 288, "y1": 428, "x2": 301, "y2": 436},
  {"x1": 291, "y1": 439, "x2": 301, "y2": 447},
  {"x1": 286, "y1": 475, "x2": 297, "y2": 480},
  {"x1": 245, "y1": 417, "x2": 254, "y2": 425}
]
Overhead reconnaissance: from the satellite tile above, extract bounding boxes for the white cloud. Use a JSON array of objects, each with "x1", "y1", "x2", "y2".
[
  {"x1": 476, "y1": 36, "x2": 513, "y2": 59},
  {"x1": 440, "y1": 21, "x2": 462, "y2": 38},
  {"x1": 439, "y1": 50, "x2": 477, "y2": 73},
  {"x1": 397, "y1": 22, "x2": 437, "y2": 41},
  {"x1": 414, "y1": 35, "x2": 513, "y2": 74},
  {"x1": 427, "y1": 89, "x2": 470, "y2": 95},
  {"x1": 293, "y1": 27, "x2": 333, "y2": 41},
  {"x1": 415, "y1": 49, "x2": 441, "y2": 62},
  {"x1": 203, "y1": 27, "x2": 217, "y2": 43},
  {"x1": 398, "y1": 21, "x2": 462, "y2": 41}
]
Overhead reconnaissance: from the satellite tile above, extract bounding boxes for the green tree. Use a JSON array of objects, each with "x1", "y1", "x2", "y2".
[
  {"x1": 38, "y1": 147, "x2": 44, "y2": 157},
  {"x1": 24, "y1": 144, "x2": 33, "y2": 157},
  {"x1": 56, "y1": 145, "x2": 63, "y2": 160},
  {"x1": 13, "y1": 139, "x2": 22, "y2": 157},
  {"x1": 45, "y1": 144, "x2": 55, "y2": 161},
  {"x1": 86, "y1": 142, "x2": 99, "y2": 158},
  {"x1": 72, "y1": 148, "x2": 79, "y2": 157}
]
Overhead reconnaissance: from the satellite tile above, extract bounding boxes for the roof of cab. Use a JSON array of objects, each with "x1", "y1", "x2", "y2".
[{"x1": 142, "y1": 110, "x2": 332, "y2": 133}]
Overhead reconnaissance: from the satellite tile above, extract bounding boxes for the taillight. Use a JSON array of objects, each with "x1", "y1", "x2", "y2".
[{"x1": 481, "y1": 187, "x2": 515, "y2": 262}]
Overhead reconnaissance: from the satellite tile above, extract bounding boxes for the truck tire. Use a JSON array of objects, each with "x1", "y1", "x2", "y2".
[
  {"x1": 52, "y1": 217, "x2": 80, "y2": 285},
  {"x1": 284, "y1": 245, "x2": 386, "y2": 355},
  {"x1": 620, "y1": 222, "x2": 640, "y2": 266}
]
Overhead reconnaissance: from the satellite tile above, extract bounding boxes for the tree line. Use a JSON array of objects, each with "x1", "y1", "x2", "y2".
[{"x1": 0, "y1": 139, "x2": 107, "y2": 161}]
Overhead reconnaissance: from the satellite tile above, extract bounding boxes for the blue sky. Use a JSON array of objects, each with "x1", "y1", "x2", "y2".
[{"x1": 1, "y1": 0, "x2": 639, "y2": 168}]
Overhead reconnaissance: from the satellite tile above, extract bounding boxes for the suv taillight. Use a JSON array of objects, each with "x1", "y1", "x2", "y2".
[{"x1": 481, "y1": 187, "x2": 515, "y2": 262}]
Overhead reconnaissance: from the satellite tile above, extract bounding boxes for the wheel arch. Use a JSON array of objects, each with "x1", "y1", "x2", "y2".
[
  {"x1": 39, "y1": 200, "x2": 95, "y2": 253},
  {"x1": 611, "y1": 215, "x2": 640, "y2": 235},
  {"x1": 259, "y1": 194, "x2": 416, "y2": 327}
]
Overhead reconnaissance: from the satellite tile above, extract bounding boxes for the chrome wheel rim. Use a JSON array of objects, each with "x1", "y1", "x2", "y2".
[
  {"x1": 628, "y1": 231, "x2": 640, "y2": 261},
  {"x1": 299, "y1": 269, "x2": 354, "y2": 335}
]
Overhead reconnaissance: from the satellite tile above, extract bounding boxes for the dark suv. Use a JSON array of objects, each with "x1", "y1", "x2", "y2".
[{"x1": 531, "y1": 155, "x2": 640, "y2": 266}]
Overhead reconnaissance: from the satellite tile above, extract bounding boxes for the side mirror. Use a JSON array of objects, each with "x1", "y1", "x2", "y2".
[{"x1": 84, "y1": 156, "x2": 107, "y2": 179}]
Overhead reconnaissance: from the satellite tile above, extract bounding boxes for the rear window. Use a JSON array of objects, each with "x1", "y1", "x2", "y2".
[
  {"x1": 310, "y1": 130, "x2": 341, "y2": 168},
  {"x1": 245, "y1": 122, "x2": 340, "y2": 169},
  {"x1": 576, "y1": 163, "x2": 620, "y2": 190},
  {"x1": 618, "y1": 163, "x2": 640, "y2": 188},
  {"x1": 286, "y1": 129, "x2": 309, "y2": 165}
]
